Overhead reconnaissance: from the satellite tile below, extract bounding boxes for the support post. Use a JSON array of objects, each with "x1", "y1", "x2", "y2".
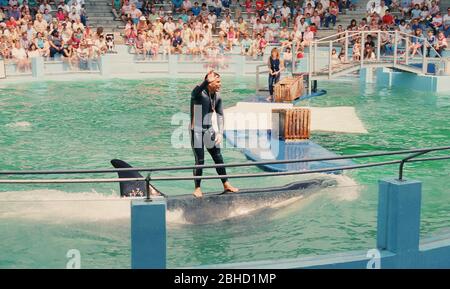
[
  {"x1": 422, "y1": 44, "x2": 427, "y2": 74},
  {"x1": 344, "y1": 31, "x2": 349, "y2": 61},
  {"x1": 233, "y1": 54, "x2": 245, "y2": 76},
  {"x1": 292, "y1": 41, "x2": 296, "y2": 74},
  {"x1": 329, "y1": 41, "x2": 333, "y2": 78},
  {"x1": 168, "y1": 54, "x2": 178, "y2": 76},
  {"x1": 31, "y1": 56, "x2": 44, "y2": 78},
  {"x1": 405, "y1": 37, "x2": 409, "y2": 65},
  {"x1": 377, "y1": 31, "x2": 381, "y2": 61},
  {"x1": 313, "y1": 42, "x2": 317, "y2": 73},
  {"x1": 256, "y1": 65, "x2": 260, "y2": 92},
  {"x1": 377, "y1": 179, "x2": 421, "y2": 265},
  {"x1": 131, "y1": 197, "x2": 167, "y2": 269},
  {"x1": 308, "y1": 44, "x2": 312, "y2": 95},
  {"x1": 393, "y1": 31, "x2": 398, "y2": 68},
  {"x1": 360, "y1": 31, "x2": 365, "y2": 68}
]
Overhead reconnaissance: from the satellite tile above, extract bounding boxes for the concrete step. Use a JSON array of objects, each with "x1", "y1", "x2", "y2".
[
  {"x1": 89, "y1": 20, "x2": 121, "y2": 25},
  {"x1": 88, "y1": 12, "x2": 115, "y2": 17},
  {"x1": 89, "y1": 16, "x2": 115, "y2": 21},
  {"x1": 85, "y1": 0, "x2": 110, "y2": 6}
]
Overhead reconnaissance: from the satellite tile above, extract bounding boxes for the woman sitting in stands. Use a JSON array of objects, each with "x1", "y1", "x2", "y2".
[
  {"x1": 95, "y1": 35, "x2": 108, "y2": 55},
  {"x1": 302, "y1": 26, "x2": 314, "y2": 47},
  {"x1": 363, "y1": 44, "x2": 376, "y2": 60},
  {"x1": 226, "y1": 26, "x2": 238, "y2": 51},
  {"x1": 331, "y1": 48, "x2": 340, "y2": 67},
  {"x1": 62, "y1": 43, "x2": 77, "y2": 70},
  {"x1": 279, "y1": 26, "x2": 291, "y2": 45},
  {"x1": 11, "y1": 41, "x2": 31, "y2": 72},
  {"x1": 76, "y1": 41, "x2": 90, "y2": 70},
  {"x1": 352, "y1": 38, "x2": 361, "y2": 61},
  {"x1": 409, "y1": 28, "x2": 424, "y2": 58},
  {"x1": 137, "y1": 16, "x2": 148, "y2": 31},
  {"x1": 237, "y1": 17, "x2": 248, "y2": 40},
  {"x1": 161, "y1": 33, "x2": 171, "y2": 56},
  {"x1": 434, "y1": 31, "x2": 448, "y2": 57},
  {"x1": 34, "y1": 32, "x2": 49, "y2": 57},
  {"x1": 134, "y1": 31, "x2": 146, "y2": 58},
  {"x1": 256, "y1": 32, "x2": 267, "y2": 56},
  {"x1": 27, "y1": 43, "x2": 40, "y2": 58},
  {"x1": 186, "y1": 36, "x2": 199, "y2": 55}
]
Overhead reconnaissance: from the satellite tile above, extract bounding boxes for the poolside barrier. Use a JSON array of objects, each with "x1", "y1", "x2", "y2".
[{"x1": 130, "y1": 177, "x2": 450, "y2": 269}]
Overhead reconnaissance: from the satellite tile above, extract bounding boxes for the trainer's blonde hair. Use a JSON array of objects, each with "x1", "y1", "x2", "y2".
[{"x1": 271, "y1": 48, "x2": 280, "y2": 59}]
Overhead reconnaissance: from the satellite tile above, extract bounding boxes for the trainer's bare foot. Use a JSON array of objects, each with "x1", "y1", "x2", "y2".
[
  {"x1": 223, "y1": 182, "x2": 239, "y2": 193},
  {"x1": 193, "y1": 187, "x2": 203, "y2": 198}
]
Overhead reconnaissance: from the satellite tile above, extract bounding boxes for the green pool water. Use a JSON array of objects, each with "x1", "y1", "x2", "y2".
[{"x1": 0, "y1": 77, "x2": 449, "y2": 268}]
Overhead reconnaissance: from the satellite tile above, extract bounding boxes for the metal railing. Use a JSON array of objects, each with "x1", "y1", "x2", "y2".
[
  {"x1": 306, "y1": 30, "x2": 449, "y2": 94},
  {"x1": 0, "y1": 146, "x2": 449, "y2": 201}
]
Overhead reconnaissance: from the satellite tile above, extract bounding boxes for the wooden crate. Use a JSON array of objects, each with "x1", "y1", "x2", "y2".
[
  {"x1": 274, "y1": 76, "x2": 304, "y2": 102},
  {"x1": 272, "y1": 108, "x2": 311, "y2": 141}
]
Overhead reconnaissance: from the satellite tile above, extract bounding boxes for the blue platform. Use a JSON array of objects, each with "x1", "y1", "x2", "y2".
[{"x1": 224, "y1": 129, "x2": 353, "y2": 173}]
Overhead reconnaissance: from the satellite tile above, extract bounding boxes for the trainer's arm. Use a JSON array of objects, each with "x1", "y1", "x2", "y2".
[
  {"x1": 191, "y1": 79, "x2": 209, "y2": 99},
  {"x1": 216, "y1": 96, "x2": 224, "y2": 135}
]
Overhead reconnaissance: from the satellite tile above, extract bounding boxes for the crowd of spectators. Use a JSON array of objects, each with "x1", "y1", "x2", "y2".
[
  {"x1": 0, "y1": 0, "x2": 112, "y2": 72},
  {"x1": 118, "y1": 0, "x2": 448, "y2": 63},
  {"x1": 118, "y1": 0, "x2": 351, "y2": 60},
  {"x1": 1, "y1": 0, "x2": 448, "y2": 73}
]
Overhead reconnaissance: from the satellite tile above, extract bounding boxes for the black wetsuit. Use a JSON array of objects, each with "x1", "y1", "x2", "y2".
[
  {"x1": 268, "y1": 57, "x2": 281, "y2": 97},
  {"x1": 190, "y1": 80, "x2": 227, "y2": 188}
]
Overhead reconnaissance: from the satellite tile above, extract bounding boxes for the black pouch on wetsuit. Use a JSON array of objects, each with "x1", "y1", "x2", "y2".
[{"x1": 204, "y1": 127, "x2": 217, "y2": 149}]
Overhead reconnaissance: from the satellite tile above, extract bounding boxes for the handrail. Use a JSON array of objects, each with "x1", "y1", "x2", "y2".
[
  {"x1": 0, "y1": 146, "x2": 448, "y2": 201},
  {"x1": 0, "y1": 156, "x2": 449, "y2": 184},
  {"x1": 0, "y1": 146, "x2": 448, "y2": 175},
  {"x1": 309, "y1": 29, "x2": 447, "y2": 80}
]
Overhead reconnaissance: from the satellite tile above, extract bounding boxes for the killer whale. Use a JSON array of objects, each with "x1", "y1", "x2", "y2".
[{"x1": 111, "y1": 159, "x2": 337, "y2": 224}]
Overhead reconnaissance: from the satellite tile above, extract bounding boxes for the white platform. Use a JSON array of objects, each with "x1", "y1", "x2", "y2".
[{"x1": 221, "y1": 102, "x2": 368, "y2": 134}]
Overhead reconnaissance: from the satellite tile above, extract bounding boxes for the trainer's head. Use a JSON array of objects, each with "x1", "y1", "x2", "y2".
[{"x1": 205, "y1": 71, "x2": 221, "y2": 93}]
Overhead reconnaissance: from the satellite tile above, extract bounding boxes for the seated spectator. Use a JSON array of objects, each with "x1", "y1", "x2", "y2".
[
  {"x1": 27, "y1": 43, "x2": 40, "y2": 58},
  {"x1": 382, "y1": 9, "x2": 395, "y2": 26},
  {"x1": 212, "y1": 0, "x2": 223, "y2": 17},
  {"x1": 76, "y1": 41, "x2": 90, "y2": 70},
  {"x1": 325, "y1": 1, "x2": 339, "y2": 28},
  {"x1": 363, "y1": 44, "x2": 376, "y2": 60},
  {"x1": 192, "y1": 2, "x2": 200, "y2": 16},
  {"x1": 56, "y1": 7, "x2": 66, "y2": 21},
  {"x1": 172, "y1": 0, "x2": 183, "y2": 13},
  {"x1": 49, "y1": 30, "x2": 64, "y2": 58},
  {"x1": 444, "y1": 8, "x2": 450, "y2": 37},
  {"x1": 171, "y1": 29, "x2": 183, "y2": 53},
  {"x1": 121, "y1": 0, "x2": 132, "y2": 22},
  {"x1": 434, "y1": 31, "x2": 447, "y2": 56},
  {"x1": 353, "y1": 38, "x2": 361, "y2": 60},
  {"x1": 409, "y1": 28, "x2": 424, "y2": 57},
  {"x1": 425, "y1": 29, "x2": 436, "y2": 57},
  {"x1": 302, "y1": 26, "x2": 315, "y2": 46},
  {"x1": 59, "y1": 0, "x2": 70, "y2": 13},
  {"x1": 34, "y1": 31, "x2": 50, "y2": 57},
  {"x1": 240, "y1": 33, "x2": 252, "y2": 55},
  {"x1": 11, "y1": 41, "x2": 30, "y2": 71},
  {"x1": 39, "y1": 0, "x2": 51, "y2": 14}
]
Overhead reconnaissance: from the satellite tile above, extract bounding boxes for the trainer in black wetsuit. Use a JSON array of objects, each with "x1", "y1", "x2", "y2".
[
  {"x1": 190, "y1": 71, "x2": 238, "y2": 198},
  {"x1": 267, "y1": 48, "x2": 283, "y2": 101}
]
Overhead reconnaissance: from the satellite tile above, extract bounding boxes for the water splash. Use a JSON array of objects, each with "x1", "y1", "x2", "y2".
[{"x1": 5, "y1": 121, "x2": 32, "y2": 131}]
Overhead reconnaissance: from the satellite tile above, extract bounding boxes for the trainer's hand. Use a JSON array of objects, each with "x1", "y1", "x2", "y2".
[{"x1": 214, "y1": 133, "x2": 223, "y2": 145}]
